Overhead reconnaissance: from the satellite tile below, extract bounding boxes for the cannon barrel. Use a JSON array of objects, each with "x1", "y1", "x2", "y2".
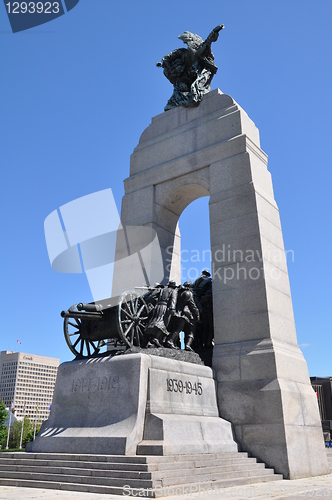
[
  {"x1": 77, "y1": 303, "x2": 103, "y2": 312},
  {"x1": 61, "y1": 310, "x2": 104, "y2": 321}
]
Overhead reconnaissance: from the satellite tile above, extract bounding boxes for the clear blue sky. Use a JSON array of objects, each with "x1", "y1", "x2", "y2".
[{"x1": 1, "y1": 1, "x2": 331, "y2": 374}]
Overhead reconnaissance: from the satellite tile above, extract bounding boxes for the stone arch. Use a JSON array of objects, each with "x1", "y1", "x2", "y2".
[
  {"x1": 156, "y1": 181, "x2": 210, "y2": 284},
  {"x1": 117, "y1": 89, "x2": 327, "y2": 478},
  {"x1": 157, "y1": 182, "x2": 209, "y2": 223}
]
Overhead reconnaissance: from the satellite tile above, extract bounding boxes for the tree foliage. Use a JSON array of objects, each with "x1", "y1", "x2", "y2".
[
  {"x1": 0, "y1": 399, "x2": 7, "y2": 427},
  {"x1": 0, "y1": 399, "x2": 7, "y2": 449},
  {"x1": 0, "y1": 425, "x2": 7, "y2": 449},
  {"x1": 7, "y1": 417, "x2": 41, "y2": 449},
  {"x1": 0, "y1": 405, "x2": 42, "y2": 450}
]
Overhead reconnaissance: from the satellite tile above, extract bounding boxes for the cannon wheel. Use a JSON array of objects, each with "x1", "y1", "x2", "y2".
[
  {"x1": 64, "y1": 304, "x2": 102, "y2": 358},
  {"x1": 117, "y1": 291, "x2": 149, "y2": 348}
]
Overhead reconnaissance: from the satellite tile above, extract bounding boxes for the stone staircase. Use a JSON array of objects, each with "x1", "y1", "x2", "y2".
[
  {"x1": 326, "y1": 449, "x2": 332, "y2": 472},
  {"x1": 0, "y1": 451, "x2": 283, "y2": 497}
]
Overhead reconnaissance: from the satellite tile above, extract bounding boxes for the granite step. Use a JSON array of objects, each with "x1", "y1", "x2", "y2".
[
  {"x1": 0, "y1": 471, "x2": 155, "y2": 489},
  {"x1": 155, "y1": 456, "x2": 258, "y2": 470},
  {"x1": 0, "y1": 458, "x2": 153, "y2": 472},
  {"x1": 0, "y1": 455, "x2": 258, "y2": 472},
  {"x1": 165, "y1": 461, "x2": 265, "y2": 475},
  {"x1": 155, "y1": 473, "x2": 284, "y2": 497},
  {"x1": 0, "y1": 478, "x2": 136, "y2": 497},
  {"x1": 0, "y1": 452, "x2": 152, "y2": 463},
  {"x1": 326, "y1": 450, "x2": 332, "y2": 472},
  {"x1": 0, "y1": 451, "x2": 249, "y2": 463},
  {"x1": 0, "y1": 464, "x2": 154, "y2": 479},
  {"x1": 159, "y1": 467, "x2": 277, "y2": 487},
  {"x1": 0, "y1": 473, "x2": 283, "y2": 498}
]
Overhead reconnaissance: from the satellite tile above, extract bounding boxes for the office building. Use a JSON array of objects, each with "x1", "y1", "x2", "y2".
[
  {"x1": 0, "y1": 350, "x2": 59, "y2": 422},
  {"x1": 310, "y1": 376, "x2": 332, "y2": 432}
]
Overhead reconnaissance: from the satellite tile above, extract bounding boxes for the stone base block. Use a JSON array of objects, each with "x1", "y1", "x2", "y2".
[
  {"x1": 27, "y1": 353, "x2": 237, "y2": 456},
  {"x1": 139, "y1": 413, "x2": 237, "y2": 455},
  {"x1": 27, "y1": 354, "x2": 150, "y2": 455},
  {"x1": 213, "y1": 340, "x2": 329, "y2": 479}
]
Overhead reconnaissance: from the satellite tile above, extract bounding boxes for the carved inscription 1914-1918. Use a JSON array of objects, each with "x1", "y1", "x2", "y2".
[{"x1": 71, "y1": 375, "x2": 119, "y2": 392}]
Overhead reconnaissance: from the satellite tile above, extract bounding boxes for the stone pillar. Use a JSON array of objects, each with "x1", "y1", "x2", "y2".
[
  {"x1": 115, "y1": 89, "x2": 328, "y2": 478},
  {"x1": 209, "y1": 122, "x2": 328, "y2": 480}
]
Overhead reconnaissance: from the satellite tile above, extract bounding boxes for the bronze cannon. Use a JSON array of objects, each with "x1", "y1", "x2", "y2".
[
  {"x1": 61, "y1": 290, "x2": 149, "y2": 358},
  {"x1": 61, "y1": 274, "x2": 213, "y2": 359}
]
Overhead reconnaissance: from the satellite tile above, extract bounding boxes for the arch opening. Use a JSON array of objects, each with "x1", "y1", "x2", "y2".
[
  {"x1": 155, "y1": 183, "x2": 210, "y2": 285},
  {"x1": 178, "y1": 196, "x2": 211, "y2": 284}
]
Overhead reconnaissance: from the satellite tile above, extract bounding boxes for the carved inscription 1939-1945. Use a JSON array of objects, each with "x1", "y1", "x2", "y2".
[{"x1": 166, "y1": 378, "x2": 203, "y2": 395}]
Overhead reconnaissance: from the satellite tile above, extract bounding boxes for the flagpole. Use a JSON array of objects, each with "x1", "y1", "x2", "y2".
[
  {"x1": 5, "y1": 404, "x2": 13, "y2": 450},
  {"x1": 19, "y1": 402, "x2": 26, "y2": 449},
  {"x1": 33, "y1": 404, "x2": 38, "y2": 440}
]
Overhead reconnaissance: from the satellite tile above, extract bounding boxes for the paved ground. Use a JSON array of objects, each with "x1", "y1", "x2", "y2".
[{"x1": 1, "y1": 474, "x2": 332, "y2": 500}]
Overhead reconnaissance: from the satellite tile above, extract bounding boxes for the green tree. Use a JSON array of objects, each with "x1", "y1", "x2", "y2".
[
  {"x1": 0, "y1": 399, "x2": 6, "y2": 427},
  {"x1": 7, "y1": 416, "x2": 41, "y2": 449},
  {"x1": 0, "y1": 404, "x2": 43, "y2": 450},
  {"x1": 0, "y1": 425, "x2": 7, "y2": 449},
  {"x1": 21, "y1": 417, "x2": 40, "y2": 448},
  {"x1": 8, "y1": 420, "x2": 21, "y2": 448},
  {"x1": 0, "y1": 399, "x2": 8, "y2": 449}
]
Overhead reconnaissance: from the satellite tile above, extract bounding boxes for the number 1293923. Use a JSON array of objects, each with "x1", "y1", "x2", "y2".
[{"x1": 6, "y1": 2, "x2": 60, "y2": 14}]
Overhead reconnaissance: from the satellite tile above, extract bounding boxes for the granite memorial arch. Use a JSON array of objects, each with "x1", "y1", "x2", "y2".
[
  {"x1": 117, "y1": 89, "x2": 328, "y2": 479},
  {"x1": 24, "y1": 25, "x2": 328, "y2": 492},
  {"x1": 27, "y1": 90, "x2": 328, "y2": 482}
]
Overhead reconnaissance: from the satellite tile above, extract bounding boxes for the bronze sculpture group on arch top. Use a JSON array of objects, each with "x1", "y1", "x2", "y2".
[
  {"x1": 157, "y1": 24, "x2": 224, "y2": 111},
  {"x1": 61, "y1": 270, "x2": 213, "y2": 361}
]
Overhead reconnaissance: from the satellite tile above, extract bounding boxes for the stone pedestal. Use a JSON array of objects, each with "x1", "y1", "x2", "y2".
[
  {"x1": 27, "y1": 353, "x2": 237, "y2": 455},
  {"x1": 113, "y1": 89, "x2": 328, "y2": 478}
]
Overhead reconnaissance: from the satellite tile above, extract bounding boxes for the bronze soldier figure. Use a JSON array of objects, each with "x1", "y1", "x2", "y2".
[
  {"x1": 166, "y1": 281, "x2": 200, "y2": 351},
  {"x1": 144, "y1": 280, "x2": 178, "y2": 347}
]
